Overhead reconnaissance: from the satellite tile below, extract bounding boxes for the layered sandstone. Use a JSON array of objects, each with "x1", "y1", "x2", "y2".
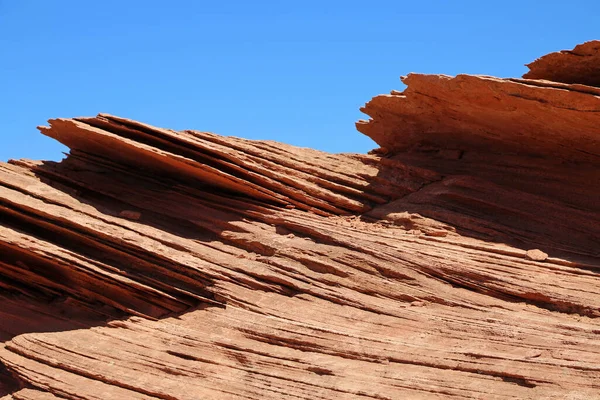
[{"x1": 0, "y1": 41, "x2": 599, "y2": 399}]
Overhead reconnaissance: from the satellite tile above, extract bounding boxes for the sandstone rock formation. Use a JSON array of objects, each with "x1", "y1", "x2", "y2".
[
  {"x1": 1, "y1": 41, "x2": 599, "y2": 399},
  {"x1": 523, "y1": 40, "x2": 600, "y2": 86}
]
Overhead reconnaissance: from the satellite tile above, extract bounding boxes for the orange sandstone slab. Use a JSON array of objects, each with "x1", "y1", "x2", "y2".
[{"x1": 523, "y1": 40, "x2": 600, "y2": 87}]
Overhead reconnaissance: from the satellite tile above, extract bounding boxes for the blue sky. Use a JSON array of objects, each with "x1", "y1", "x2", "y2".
[{"x1": 1, "y1": 1, "x2": 598, "y2": 161}]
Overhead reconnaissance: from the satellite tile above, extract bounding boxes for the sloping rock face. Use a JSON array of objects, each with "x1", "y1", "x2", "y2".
[
  {"x1": 523, "y1": 40, "x2": 600, "y2": 86},
  {"x1": 1, "y1": 42, "x2": 599, "y2": 399}
]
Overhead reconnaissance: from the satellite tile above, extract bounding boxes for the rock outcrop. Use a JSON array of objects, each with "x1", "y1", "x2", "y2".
[
  {"x1": 523, "y1": 40, "x2": 600, "y2": 86},
  {"x1": 1, "y1": 42, "x2": 599, "y2": 399}
]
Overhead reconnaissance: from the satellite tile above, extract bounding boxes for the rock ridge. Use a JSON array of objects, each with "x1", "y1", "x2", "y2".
[{"x1": 0, "y1": 41, "x2": 599, "y2": 399}]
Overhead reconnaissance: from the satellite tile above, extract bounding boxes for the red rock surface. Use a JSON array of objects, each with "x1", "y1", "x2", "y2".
[
  {"x1": 523, "y1": 40, "x2": 600, "y2": 86},
  {"x1": 1, "y1": 42, "x2": 599, "y2": 399}
]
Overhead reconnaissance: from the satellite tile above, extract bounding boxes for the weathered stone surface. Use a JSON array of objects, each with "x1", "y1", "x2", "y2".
[
  {"x1": 0, "y1": 42, "x2": 599, "y2": 399},
  {"x1": 526, "y1": 249, "x2": 548, "y2": 262},
  {"x1": 357, "y1": 74, "x2": 600, "y2": 162},
  {"x1": 523, "y1": 40, "x2": 600, "y2": 87}
]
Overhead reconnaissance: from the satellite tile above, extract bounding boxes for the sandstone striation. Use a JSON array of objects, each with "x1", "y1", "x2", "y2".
[{"x1": 0, "y1": 42, "x2": 599, "y2": 399}]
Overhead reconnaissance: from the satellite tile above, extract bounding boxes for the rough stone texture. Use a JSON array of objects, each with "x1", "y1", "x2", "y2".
[
  {"x1": 523, "y1": 40, "x2": 600, "y2": 87},
  {"x1": 0, "y1": 42, "x2": 599, "y2": 399},
  {"x1": 357, "y1": 74, "x2": 600, "y2": 162},
  {"x1": 526, "y1": 249, "x2": 548, "y2": 262}
]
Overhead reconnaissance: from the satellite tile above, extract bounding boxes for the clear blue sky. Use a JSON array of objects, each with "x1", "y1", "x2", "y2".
[{"x1": 1, "y1": 1, "x2": 598, "y2": 161}]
